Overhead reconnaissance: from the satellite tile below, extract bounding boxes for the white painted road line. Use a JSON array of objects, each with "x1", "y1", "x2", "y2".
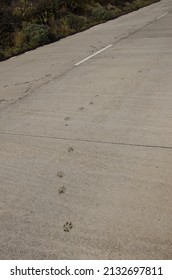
[
  {"x1": 156, "y1": 12, "x2": 168, "y2": 20},
  {"x1": 75, "y1": 11, "x2": 168, "y2": 67},
  {"x1": 75, "y1": 44, "x2": 113, "y2": 66}
]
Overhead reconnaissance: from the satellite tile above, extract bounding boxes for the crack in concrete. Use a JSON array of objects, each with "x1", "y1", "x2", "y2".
[
  {"x1": 0, "y1": 67, "x2": 73, "y2": 112},
  {"x1": 0, "y1": 131, "x2": 172, "y2": 151}
]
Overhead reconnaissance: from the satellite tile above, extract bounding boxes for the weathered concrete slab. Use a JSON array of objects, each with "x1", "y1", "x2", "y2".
[{"x1": 0, "y1": 0, "x2": 172, "y2": 259}]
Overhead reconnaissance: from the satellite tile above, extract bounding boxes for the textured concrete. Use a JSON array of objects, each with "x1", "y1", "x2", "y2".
[{"x1": 0, "y1": 0, "x2": 172, "y2": 259}]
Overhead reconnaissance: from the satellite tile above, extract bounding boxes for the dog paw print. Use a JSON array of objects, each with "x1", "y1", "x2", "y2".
[
  {"x1": 57, "y1": 171, "x2": 64, "y2": 178},
  {"x1": 64, "y1": 116, "x2": 71, "y2": 121},
  {"x1": 63, "y1": 222, "x2": 73, "y2": 232},
  {"x1": 67, "y1": 147, "x2": 74, "y2": 152},
  {"x1": 58, "y1": 186, "x2": 66, "y2": 194}
]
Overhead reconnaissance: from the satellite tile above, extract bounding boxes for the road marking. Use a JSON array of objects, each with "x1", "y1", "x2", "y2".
[
  {"x1": 75, "y1": 44, "x2": 112, "y2": 66},
  {"x1": 156, "y1": 12, "x2": 168, "y2": 20}
]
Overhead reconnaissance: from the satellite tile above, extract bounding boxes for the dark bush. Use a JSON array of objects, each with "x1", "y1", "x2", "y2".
[
  {"x1": 91, "y1": 5, "x2": 109, "y2": 21},
  {"x1": 22, "y1": 23, "x2": 50, "y2": 48},
  {"x1": 65, "y1": 14, "x2": 87, "y2": 32},
  {"x1": 0, "y1": 51, "x2": 5, "y2": 60}
]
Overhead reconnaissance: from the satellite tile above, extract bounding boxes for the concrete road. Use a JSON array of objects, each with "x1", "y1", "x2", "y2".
[{"x1": 0, "y1": 0, "x2": 172, "y2": 259}]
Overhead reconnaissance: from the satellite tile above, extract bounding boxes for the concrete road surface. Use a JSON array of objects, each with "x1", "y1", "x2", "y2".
[{"x1": 0, "y1": 0, "x2": 172, "y2": 259}]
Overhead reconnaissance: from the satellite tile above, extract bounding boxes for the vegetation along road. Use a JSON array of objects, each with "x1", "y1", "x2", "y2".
[{"x1": 0, "y1": 0, "x2": 172, "y2": 259}]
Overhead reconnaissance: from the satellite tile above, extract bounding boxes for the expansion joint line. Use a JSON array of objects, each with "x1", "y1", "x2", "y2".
[{"x1": 0, "y1": 131, "x2": 172, "y2": 151}]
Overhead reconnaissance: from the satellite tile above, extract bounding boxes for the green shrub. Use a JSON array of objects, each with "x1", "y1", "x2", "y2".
[
  {"x1": 64, "y1": 14, "x2": 88, "y2": 32},
  {"x1": 91, "y1": 4, "x2": 123, "y2": 22},
  {"x1": 106, "y1": 7, "x2": 123, "y2": 19},
  {"x1": 0, "y1": 50, "x2": 5, "y2": 60},
  {"x1": 12, "y1": 47, "x2": 25, "y2": 56},
  {"x1": 124, "y1": 2, "x2": 133, "y2": 13},
  {"x1": 22, "y1": 23, "x2": 50, "y2": 48},
  {"x1": 91, "y1": 5, "x2": 109, "y2": 22},
  {"x1": 132, "y1": 0, "x2": 145, "y2": 9}
]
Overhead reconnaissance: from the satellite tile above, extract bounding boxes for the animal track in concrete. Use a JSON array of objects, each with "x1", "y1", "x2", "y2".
[
  {"x1": 24, "y1": 87, "x2": 31, "y2": 93},
  {"x1": 89, "y1": 45, "x2": 96, "y2": 53},
  {"x1": 89, "y1": 102, "x2": 94, "y2": 105},
  {"x1": 65, "y1": 124, "x2": 69, "y2": 127},
  {"x1": 64, "y1": 116, "x2": 71, "y2": 121},
  {"x1": 58, "y1": 186, "x2": 66, "y2": 194},
  {"x1": 15, "y1": 81, "x2": 31, "y2": 86},
  {"x1": 79, "y1": 107, "x2": 85, "y2": 111},
  {"x1": 3, "y1": 85, "x2": 8, "y2": 88},
  {"x1": 95, "y1": 94, "x2": 99, "y2": 97},
  {"x1": 63, "y1": 222, "x2": 73, "y2": 232},
  {"x1": 57, "y1": 171, "x2": 64, "y2": 178},
  {"x1": 67, "y1": 147, "x2": 74, "y2": 152},
  {"x1": 0, "y1": 99, "x2": 5, "y2": 103}
]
